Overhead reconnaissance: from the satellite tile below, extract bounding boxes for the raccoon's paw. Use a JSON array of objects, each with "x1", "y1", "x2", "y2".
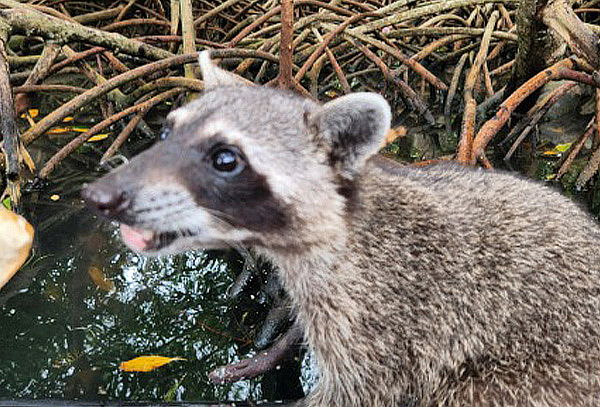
[{"x1": 208, "y1": 325, "x2": 303, "y2": 384}]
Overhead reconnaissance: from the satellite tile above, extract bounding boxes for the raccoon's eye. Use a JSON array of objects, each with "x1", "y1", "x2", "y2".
[
  {"x1": 211, "y1": 147, "x2": 243, "y2": 174},
  {"x1": 158, "y1": 126, "x2": 171, "y2": 141}
]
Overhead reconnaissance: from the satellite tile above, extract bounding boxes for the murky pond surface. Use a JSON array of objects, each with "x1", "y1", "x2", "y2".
[{"x1": 0, "y1": 134, "x2": 313, "y2": 403}]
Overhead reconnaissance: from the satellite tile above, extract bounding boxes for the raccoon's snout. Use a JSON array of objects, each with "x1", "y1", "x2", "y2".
[{"x1": 82, "y1": 183, "x2": 130, "y2": 219}]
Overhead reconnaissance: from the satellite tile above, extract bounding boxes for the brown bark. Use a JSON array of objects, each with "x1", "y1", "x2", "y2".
[
  {"x1": 39, "y1": 88, "x2": 183, "y2": 179},
  {"x1": 508, "y1": 0, "x2": 600, "y2": 99},
  {"x1": 20, "y1": 49, "x2": 278, "y2": 146},
  {"x1": 556, "y1": 122, "x2": 595, "y2": 180},
  {"x1": 457, "y1": 11, "x2": 499, "y2": 164},
  {"x1": 14, "y1": 42, "x2": 61, "y2": 114},
  {"x1": 278, "y1": 0, "x2": 294, "y2": 89},
  {"x1": 542, "y1": 0, "x2": 600, "y2": 68},
  {"x1": 471, "y1": 57, "x2": 576, "y2": 165},
  {"x1": 506, "y1": 0, "x2": 558, "y2": 97},
  {"x1": 0, "y1": 24, "x2": 20, "y2": 182},
  {"x1": 355, "y1": 41, "x2": 434, "y2": 124},
  {"x1": 180, "y1": 0, "x2": 197, "y2": 79},
  {"x1": 0, "y1": 6, "x2": 173, "y2": 60}
]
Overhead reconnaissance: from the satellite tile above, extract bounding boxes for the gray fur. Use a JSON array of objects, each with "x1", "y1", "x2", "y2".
[{"x1": 83, "y1": 55, "x2": 600, "y2": 407}]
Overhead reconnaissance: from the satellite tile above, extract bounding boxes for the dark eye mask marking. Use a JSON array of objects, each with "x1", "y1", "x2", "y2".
[{"x1": 181, "y1": 161, "x2": 289, "y2": 233}]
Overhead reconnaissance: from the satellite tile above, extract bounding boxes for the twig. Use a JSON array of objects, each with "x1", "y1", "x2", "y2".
[
  {"x1": 457, "y1": 11, "x2": 499, "y2": 164},
  {"x1": 556, "y1": 122, "x2": 595, "y2": 180},
  {"x1": 39, "y1": 88, "x2": 183, "y2": 179},
  {"x1": 0, "y1": 23, "x2": 21, "y2": 201},
  {"x1": 21, "y1": 49, "x2": 279, "y2": 145},
  {"x1": 14, "y1": 42, "x2": 61, "y2": 114},
  {"x1": 278, "y1": 0, "x2": 294, "y2": 89},
  {"x1": 504, "y1": 82, "x2": 579, "y2": 161},
  {"x1": 444, "y1": 52, "x2": 469, "y2": 128},
  {"x1": 0, "y1": 6, "x2": 174, "y2": 60},
  {"x1": 354, "y1": 40, "x2": 434, "y2": 124},
  {"x1": 100, "y1": 111, "x2": 146, "y2": 163},
  {"x1": 471, "y1": 57, "x2": 576, "y2": 165},
  {"x1": 180, "y1": 0, "x2": 197, "y2": 79}
]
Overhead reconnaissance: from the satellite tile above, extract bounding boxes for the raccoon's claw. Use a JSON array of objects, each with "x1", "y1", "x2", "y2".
[{"x1": 208, "y1": 324, "x2": 303, "y2": 384}]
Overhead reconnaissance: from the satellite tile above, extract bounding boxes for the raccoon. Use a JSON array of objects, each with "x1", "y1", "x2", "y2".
[{"x1": 82, "y1": 51, "x2": 600, "y2": 407}]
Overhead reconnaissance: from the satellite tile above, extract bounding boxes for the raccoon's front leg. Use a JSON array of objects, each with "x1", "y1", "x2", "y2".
[{"x1": 209, "y1": 324, "x2": 303, "y2": 383}]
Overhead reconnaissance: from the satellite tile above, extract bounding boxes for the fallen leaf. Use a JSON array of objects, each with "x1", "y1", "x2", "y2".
[
  {"x1": 50, "y1": 194, "x2": 60, "y2": 201},
  {"x1": 46, "y1": 127, "x2": 72, "y2": 135},
  {"x1": 20, "y1": 109, "x2": 39, "y2": 119},
  {"x1": 554, "y1": 143, "x2": 572, "y2": 153},
  {"x1": 0, "y1": 206, "x2": 34, "y2": 290},
  {"x1": 20, "y1": 109, "x2": 39, "y2": 127},
  {"x1": 120, "y1": 356, "x2": 185, "y2": 372},
  {"x1": 71, "y1": 126, "x2": 90, "y2": 133},
  {"x1": 87, "y1": 134, "x2": 109, "y2": 142},
  {"x1": 542, "y1": 143, "x2": 573, "y2": 157},
  {"x1": 87, "y1": 266, "x2": 115, "y2": 292},
  {"x1": 62, "y1": 116, "x2": 74, "y2": 122}
]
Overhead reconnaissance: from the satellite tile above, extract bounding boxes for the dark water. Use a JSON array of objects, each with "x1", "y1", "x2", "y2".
[{"x1": 0, "y1": 138, "x2": 313, "y2": 404}]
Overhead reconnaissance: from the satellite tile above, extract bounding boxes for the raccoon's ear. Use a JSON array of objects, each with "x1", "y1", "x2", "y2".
[
  {"x1": 198, "y1": 51, "x2": 247, "y2": 89},
  {"x1": 309, "y1": 93, "x2": 391, "y2": 179}
]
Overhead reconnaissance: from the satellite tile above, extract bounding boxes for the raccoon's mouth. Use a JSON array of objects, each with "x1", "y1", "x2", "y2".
[{"x1": 120, "y1": 224, "x2": 178, "y2": 252}]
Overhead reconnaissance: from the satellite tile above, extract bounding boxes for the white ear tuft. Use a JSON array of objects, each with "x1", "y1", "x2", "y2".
[{"x1": 198, "y1": 50, "x2": 248, "y2": 89}]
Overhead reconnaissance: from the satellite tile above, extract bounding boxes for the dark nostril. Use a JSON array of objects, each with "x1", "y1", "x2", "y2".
[{"x1": 81, "y1": 183, "x2": 130, "y2": 218}]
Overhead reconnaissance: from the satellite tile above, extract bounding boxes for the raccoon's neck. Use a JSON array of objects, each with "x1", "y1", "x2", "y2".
[{"x1": 265, "y1": 235, "x2": 366, "y2": 403}]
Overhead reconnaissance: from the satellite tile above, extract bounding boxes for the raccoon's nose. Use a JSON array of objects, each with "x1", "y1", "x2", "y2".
[{"x1": 81, "y1": 183, "x2": 130, "y2": 218}]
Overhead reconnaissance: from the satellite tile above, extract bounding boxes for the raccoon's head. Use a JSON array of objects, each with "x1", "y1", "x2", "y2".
[{"x1": 82, "y1": 51, "x2": 391, "y2": 256}]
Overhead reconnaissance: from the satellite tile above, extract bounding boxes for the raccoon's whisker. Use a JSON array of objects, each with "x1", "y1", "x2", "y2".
[
  {"x1": 136, "y1": 205, "x2": 199, "y2": 225},
  {"x1": 203, "y1": 207, "x2": 238, "y2": 228},
  {"x1": 176, "y1": 228, "x2": 195, "y2": 237}
]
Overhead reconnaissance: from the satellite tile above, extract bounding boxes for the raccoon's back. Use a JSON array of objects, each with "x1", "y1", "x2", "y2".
[{"x1": 348, "y1": 160, "x2": 600, "y2": 394}]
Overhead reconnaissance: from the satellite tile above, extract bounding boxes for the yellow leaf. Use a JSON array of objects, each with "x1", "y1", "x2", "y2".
[
  {"x1": 50, "y1": 194, "x2": 60, "y2": 201},
  {"x1": 87, "y1": 134, "x2": 109, "y2": 142},
  {"x1": 87, "y1": 266, "x2": 115, "y2": 292},
  {"x1": 554, "y1": 143, "x2": 572, "y2": 153},
  {"x1": 46, "y1": 127, "x2": 72, "y2": 135},
  {"x1": 71, "y1": 126, "x2": 90, "y2": 133},
  {"x1": 542, "y1": 150, "x2": 560, "y2": 157},
  {"x1": 0, "y1": 206, "x2": 34, "y2": 290},
  {"x1": 545, "y1": 174, "x2": 557, "y2": 180},
  {"x1": 120, "y1": 356, "x2": 185, "y2": 372},
  {"x1": 62, "y1": 116, "x2": 74, "y2": 122},
  {"x1": 20, "y1": 109, "x2": 39, "y2": 119}
]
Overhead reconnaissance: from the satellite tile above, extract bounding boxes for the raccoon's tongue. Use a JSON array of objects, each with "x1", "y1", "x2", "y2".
[{"x1": 120, "y1": 224, "x2": 155, "y2": 251}]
